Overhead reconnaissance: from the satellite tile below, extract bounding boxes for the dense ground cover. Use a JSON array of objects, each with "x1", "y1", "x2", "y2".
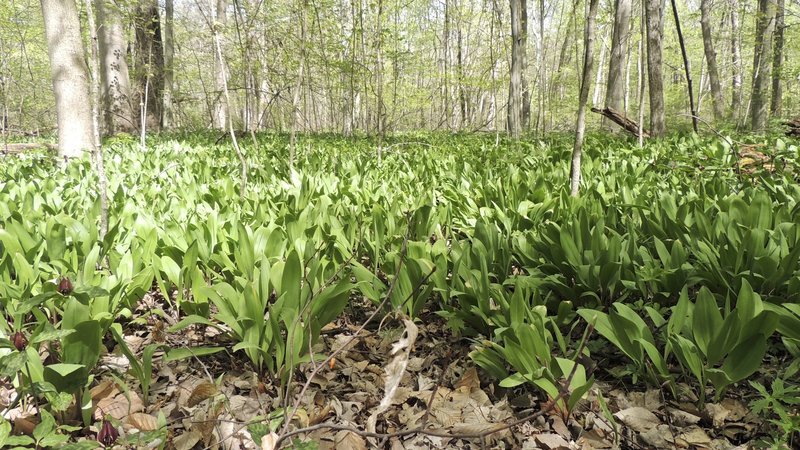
[{"x1": 0, "y1": 133, "x2": 799, "y2": 449}]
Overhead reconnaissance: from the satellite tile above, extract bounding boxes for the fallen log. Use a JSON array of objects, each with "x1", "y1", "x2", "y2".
[
  {"x1": 785, "y1": 118, "x2": 800, "y2": 137},
  {"x1": 1, "y1": 142, "x2": 58, "y2": 154},
  {"x1": 590, "y1": 107, "x2": 651, "y2": 138}
]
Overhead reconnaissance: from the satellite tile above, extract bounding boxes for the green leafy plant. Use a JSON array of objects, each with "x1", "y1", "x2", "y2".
[
  {"x1": 665, "y1": 282, "x2": 777, "y2": 403},
  {"x1": 750, "y1": 378, "x2": 800, "y2": 449},
  {"x1": 471, "y1": 304, "x2": 594, "y2": 416}
]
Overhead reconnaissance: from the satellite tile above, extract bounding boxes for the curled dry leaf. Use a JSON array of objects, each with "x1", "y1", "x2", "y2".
[
  {"x1": 95, "y1": 387, "x2": 144, "y2": 421},
  {"x1": 188, "y1": 381, "x2": 219, "y2": 407},
  {"x1": 454, "y1": 367, "x2": 480, "y2": 392},
  {"x1": 613, "y1": 406, "x2": 660, "y2": 434},
  {"x1": 173, "y1": 430, "x2": 203, "y2": 450},
  {"x1": 334, "y1": 429, "x2": 367, "y2": 450},
  {"x1": 367, "y1": 319, "x2": 419, "y2": 433},
  {"x1": 127, "y1": 412, "x2": 159, "y2": 431},
  {"x1": 260, "y1": 432, "x2": 279, "y2": 450}
]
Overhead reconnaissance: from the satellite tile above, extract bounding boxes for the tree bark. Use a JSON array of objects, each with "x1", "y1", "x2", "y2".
[
  {"x1": 669, "y1": 0, "x2": 697, "y2": 132},
  {"x1": 163, "y1": 0, "x2": 174, "y2": 128},
  {"x1": 134, "y1": 0, "x2": 164, "y2": 132},
  {"x1": 507, "y1": 0, "x2": 525, "y2": 138},
  {"x1": 83, "y1": 0, "x2": 109, "y2": 241},
  {"x1": 40, "y1": 0, "x2": 94, "y2": 158},
  {"x1": 700, "y1": 0, "x2": 724, "y2": 121},
  {"x1": 96, "y1": 0, "x2": 134, "y2": 134},
  {"x1": 605, "y1": 0, "x2": 631, "y2": 123},
  {"x1": 290, "y1": 0, "x2": 307, "y2": 166},
  {"x1": 644, "y1": 0, "x2": 665, "y2": 136},
  {"x1": 570, "y1": 0, "x2": 600, "y2": 197},
  {"x1": 749, "y1": 0, "x2": 776, "y2": 131},
  {"x1": 729, "y1": 2, "x2": 742, "y2": 120},
  {"x1": 770, "y1": 0, "x2": 784, "y2": 117},
  {"x1": 212, "y1": 0, "x2": 228, "y2": 129}
]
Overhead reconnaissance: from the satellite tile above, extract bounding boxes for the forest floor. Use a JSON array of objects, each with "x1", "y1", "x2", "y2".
[{"x1": 66, "y1": 289, "x2": 769, "y2": 450}]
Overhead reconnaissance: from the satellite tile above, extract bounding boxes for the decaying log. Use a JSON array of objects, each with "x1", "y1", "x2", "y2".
[
  {"x1": 1, "y1": 142, "x2": 58, "y2": 154},
  {"x1": 590, "y1": 107, "x2": 651, "y2": 138},
  {"x1": 785, "y1": 118, "x2": 800, "y2": 137}
]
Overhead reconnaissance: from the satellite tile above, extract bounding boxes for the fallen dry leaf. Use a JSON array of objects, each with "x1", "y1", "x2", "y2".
[
  {"x1": 127, "y1": 412, "x2": 159, "y2": 431},
  {"x1": 95, "y1": 388, "x2": 144, "y2": 421},
  {"x1": 188, "y1": 381, "x2": 219, "y2": 407},
  {"x1": 367, "y1": 319, "x2": 419, "y2": 433},
  {"x1": 677, "y1": 426, "x2": 712, "y2": 447},
  {"x1": 535, "y1": 432, "x2": 571, "y2": 450},
  {"x1": 173, "y1": 430, "x2": 203, "y2": 450},
  {"x1": 614, "y1": 406, "x2": 660, "y2": 433},
  {"x1": 260, "y1": 432, "x2": 279, "y2": 450},
  {"x1": 334, "y1": 429, "x2": 367, "y2": 450},
  {"x1": 454, "y1": 367, "x2": 480, "y2": 392}
]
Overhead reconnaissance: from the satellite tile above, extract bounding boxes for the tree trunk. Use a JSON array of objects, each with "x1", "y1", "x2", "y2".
[
  {"x1": 770, "y1": 0, "x2": 784, "y2": 117},
  {"x1": 83, "y1": 0, "x2": 109, "y2": 240},
  {"x1": 212, "y1": 0, "x2": 228, "y2": 129},
  {"x1": 40, "y1": 0, "x2": 94, "y2": 158},
  {"x1": 290, "y1": 0, "x2": 307, "y2": 166},
  {"x1": 700, "y1": 0, "x2": 724, "y2": 121},
  {"x1": 456, "y1": 13, "x2": 467, "y2": 129},
  {"x1": 507, "y1": 0, "x2": 524, "y2": 138},
  {"x1": 375, "y1": 0, "x2": 385, "y2": 161},
  {"x1": 592, "y1": 33, "x2": 607, "y2": 107},
  {"x1": 134, "y1": 0, "x2": 164, "y2": 132},
  {"x1": 605, "y1": 0, "x2": 631, "y2": 124},
  {"x1": 729, "y1": 2, "x2": 742, "y2": 120},
  {"x1": 669, "y1": 0, "x2": 697, "y2": 132},
  {"x1": 162, "y1": 0, "x2": 174, "y2": 128},
  {"x1": 749, "y1": 0, "x2": 776, "y2": 131},
  {"x1": 96, "y1": 0, "x2": 134, "y2": 134},
  {"x1": 570, "y1": 0, "x2": 600, "y2": 196},
  {"x1": 644, "y1": 0, "x2": 665, "y2": 136}
]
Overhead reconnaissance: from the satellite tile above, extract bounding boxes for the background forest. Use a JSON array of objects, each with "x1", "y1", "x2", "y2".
[{"x1": 1, "y1": 0, "x2": 799, "y2": 139}]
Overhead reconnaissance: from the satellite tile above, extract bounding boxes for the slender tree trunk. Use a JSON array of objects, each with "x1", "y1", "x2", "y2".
[
  {"x1": 40, "y1": 0, "x2": 94, "y2": 158},
  {"x1": 212, "y1": 0, "x2": 228, "y2": 129},
  {"x1": 163, "y1": 0, "x2": 174, "y2": 128},
  {"x1": 700, "y1": 0, "x2": 724, "y2": 121},
  {"x1": 211, "y1": 4, "x2": 247, "y2": 196},
  {"x1": 605, "y1": 0, "x2": 631, "y2": 123},
  {"x1": 375, "y1": 0, "x2": 385, "y2": 161},
  {"x1": 456, "y1": 12, "x2": 467, "y2": 129},
  {"x1": 593, "y1": 33, "x2": 607, "y2": 107},
  {"x1": 729, "y1": 2, "x2": 742, "y2": 121},
  {"x1": 570, "y1": 0, "x2": 600, "y2": 197},
  {"x1": 83, "y1": 0, "x2": 109, "y2": 241},
  {"x1": 443, "y1": 0, "x2": 450, "y2": 129},
  {"x1": 134, "y1": 0, "x2": 164, "y2": 132},
  {"x1": 290, "y1": 0, "x2": 307, "y2": 166},
  {"x1": 644, "y1": 0, "x2": 665, "y2": 136},
  {"x1": 507, "y1": 0, "x2": 524, "y2": 138},
  {"x1": 637, "y1": 24, "x2": 645, "y2": 147},
  {"x1": 770, "y1": 0, "x2": 784, "y2": 117},
  {"x1": 669, "y1": 0, "x2": 697, "y2": 132},
  {"x1": 749, "y1": 0, "x2": 776, "y2": 131},
  {"x1": 96, "y1": 0, "x2": 134, "y2": 134},
  {"x1": 534, "y1": 0, "x2": 544, "y2": 134}
]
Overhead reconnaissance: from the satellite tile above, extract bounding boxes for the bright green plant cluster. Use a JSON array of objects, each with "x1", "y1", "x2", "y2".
[{"x1": 0, "y1": 132, "x2": 797, "y2": 444}]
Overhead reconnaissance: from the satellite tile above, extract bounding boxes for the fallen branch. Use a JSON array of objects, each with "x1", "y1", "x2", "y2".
[{"x1": 591, "y1": 107, "x2": 650, "y2": 138}]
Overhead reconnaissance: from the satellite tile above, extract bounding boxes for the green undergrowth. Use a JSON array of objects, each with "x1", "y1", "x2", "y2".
[{"x1": 0, "y1": 131, "x2": 799, "y2": 446}]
